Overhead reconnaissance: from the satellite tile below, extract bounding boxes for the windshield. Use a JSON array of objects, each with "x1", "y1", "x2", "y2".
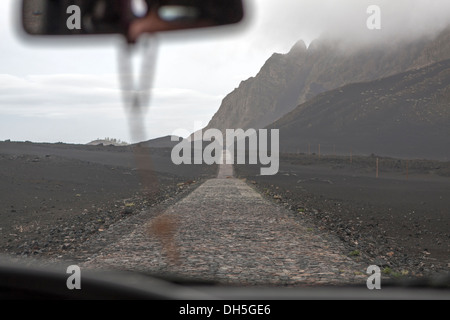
[{"x1": 0, "y1": 0, "x2": 449, "y2": 298}]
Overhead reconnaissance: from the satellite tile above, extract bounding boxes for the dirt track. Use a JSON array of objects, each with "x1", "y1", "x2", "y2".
[{"x1": 81, "y1": 151, "x2": 367, "y2": 286}]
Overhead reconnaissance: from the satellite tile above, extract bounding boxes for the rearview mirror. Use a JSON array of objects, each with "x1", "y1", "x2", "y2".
[{"x1": 22, "y1": 0, "x2": 244, "y2": 41}]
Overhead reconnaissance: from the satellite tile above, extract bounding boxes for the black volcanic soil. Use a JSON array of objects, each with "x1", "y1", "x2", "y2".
[
  {"x1": 1, "y1": 141, "x2": 449, "y2": 282},
  {"x1": 235, "y1": 153, "x2": 450, "y2": 279},
  {"x1": 0, "y1": 141, "x2": 217, "y2": 260}
]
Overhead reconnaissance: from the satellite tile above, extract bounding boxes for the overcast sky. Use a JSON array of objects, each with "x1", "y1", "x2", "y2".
[{"x1": 1, "y1": 0, "x2": 449, "y2": 144}]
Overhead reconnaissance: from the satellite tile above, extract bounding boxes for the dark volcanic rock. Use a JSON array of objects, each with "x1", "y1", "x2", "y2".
[{"x1": 269, "y1": 59, "x2": 450, "y2": 160}]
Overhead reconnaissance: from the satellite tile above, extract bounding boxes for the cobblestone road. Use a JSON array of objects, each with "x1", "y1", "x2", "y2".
[{"x1": 83, "y1": 151, "x2": 366, "y2": 286}]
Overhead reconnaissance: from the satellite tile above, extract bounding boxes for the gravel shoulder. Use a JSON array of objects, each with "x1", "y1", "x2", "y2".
[
  {"x1": 0, "y1": 141, "x2": 217, "y2": 263},
  {"x1": 235, "y1": 153, "x2": 450, "y2": 279}
]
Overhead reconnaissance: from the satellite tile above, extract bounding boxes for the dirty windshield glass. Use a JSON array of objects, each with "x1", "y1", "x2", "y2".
[{"x1": 0, "y1": 0, "x2": 449, "y2": 300}]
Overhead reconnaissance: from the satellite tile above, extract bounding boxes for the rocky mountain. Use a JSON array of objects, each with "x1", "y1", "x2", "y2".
[
  {"x1": 268, "y1": 58, "x2": 450, "y2": 160},
  {"x1": 204, "y1": 27, "x2": 450, "y2": 134}
]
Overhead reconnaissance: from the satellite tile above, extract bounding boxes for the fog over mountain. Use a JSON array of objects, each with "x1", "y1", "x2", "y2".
[
  {"x1": 203, "y1": 26, "x2": 450, "y2": 136},
  {"x1": 251, "y1": 1, "x2": 450, "y2": 53}
]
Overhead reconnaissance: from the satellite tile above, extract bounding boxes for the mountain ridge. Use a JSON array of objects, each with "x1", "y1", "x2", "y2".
[
  {"x1": 267, "y1": 58, "x2": 450, "y2": 160},
  {"x1": 203, "y1": 26, "x2": 450, "y2": 135}
]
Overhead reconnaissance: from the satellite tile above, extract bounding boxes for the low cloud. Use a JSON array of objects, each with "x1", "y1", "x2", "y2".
[
  {"x1": 0, "y1": 73, "x2": 222, "y2": 143},
  {"x1": 245, "y1": 0, "x2": 450, "y2": 53}
]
